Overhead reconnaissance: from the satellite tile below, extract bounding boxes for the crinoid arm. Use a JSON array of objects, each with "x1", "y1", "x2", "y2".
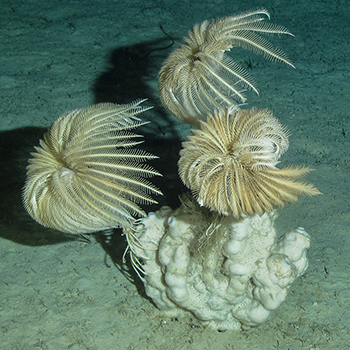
[
  {"x1": 159, "y1": 9, "x2": 295, "y2": 126},
  {"x1": 178, "y1": 107, "x2": 320, "y2": 217},
  {"x1": 23, "y1": 100, "x2": 163, "y2": 234}
]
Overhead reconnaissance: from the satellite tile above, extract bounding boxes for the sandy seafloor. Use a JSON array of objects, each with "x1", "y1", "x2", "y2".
[{"x1": 0, "y1": 0, "x2": 349, "y2": 349}]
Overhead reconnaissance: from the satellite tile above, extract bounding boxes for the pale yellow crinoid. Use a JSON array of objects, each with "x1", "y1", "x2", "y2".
[
  {"x1": 178, "y1": 107, "x2": 320, "y2": 218},
  {"x1": 23, "y1": 100, "x2": 162, "y2": 234},
  {"x1": 159, "y1": 9, "x2": 295, "y2": 126}
]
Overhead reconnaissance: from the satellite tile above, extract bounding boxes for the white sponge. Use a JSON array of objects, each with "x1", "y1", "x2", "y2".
[{"x1": 129, "y1": 202, "x2": 310, "y2": 330}]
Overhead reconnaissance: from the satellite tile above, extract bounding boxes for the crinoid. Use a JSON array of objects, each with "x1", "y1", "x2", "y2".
[
  {"x1": 159, "y1": 9, "x2": 295, "y2": 126},
  {"x1": 178, "y1": 107, "x2": 320, "y2": 218},
  {"x1": 23, "y1": 100, "x2": 162, "y2": 234}
]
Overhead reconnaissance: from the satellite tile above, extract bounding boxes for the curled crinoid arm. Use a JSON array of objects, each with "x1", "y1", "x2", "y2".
[
  {"x1": 159, "y1": 9, "x2": 295, "y2": 126},
  {"x1": 23, "y1": 100, "x2": 163, "y2": 234},
  {"x1": 122, "y1": 217, "x2": 162, "y2": 280},
  {"x1": 178, "y1": 107, "x2": 321, "y2": 217},
  {"x1": 122, "y1": 224, "x2": 147, "y2": 280}
]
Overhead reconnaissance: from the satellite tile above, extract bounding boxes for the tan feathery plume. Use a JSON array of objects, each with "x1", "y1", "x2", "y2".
[
  {"x1": 23, "y1": 100, "x2": 162, "y2": 234},
  {"x1": 178, "y1": 107, "x2": 320, "y2": 217},
  {"x1": 159, "y1": 9, "x2": 294, "y2": 126}
]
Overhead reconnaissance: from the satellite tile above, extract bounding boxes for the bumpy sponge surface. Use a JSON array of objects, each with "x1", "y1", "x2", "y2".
[{"x1": 131, "y1": 203, "x2": 310, "y2": 330}]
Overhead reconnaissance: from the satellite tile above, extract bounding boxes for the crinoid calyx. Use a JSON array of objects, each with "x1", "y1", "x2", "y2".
[
  {"x1": 159, "y1": 9, "x2": 294, "y2": 126},
  {"x1": 178, "y1": 107, "x2": 320, "y2": 218},
  {"x1": 23, "y1": 100, "x2": 162, "y2": 234}
]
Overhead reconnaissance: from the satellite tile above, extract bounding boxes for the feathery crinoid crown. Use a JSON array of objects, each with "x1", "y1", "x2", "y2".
[
  {"x1": 178, "y1": 107, "x2": 320, "y2": 218},
  {"x1": 23, "y1": 100, "x2": 162, "y2": 234},
  {"x1": 159, "y1": 9, "x2": 294, "y2": 126}
]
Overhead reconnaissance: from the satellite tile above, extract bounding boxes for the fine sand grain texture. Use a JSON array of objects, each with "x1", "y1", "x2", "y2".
[{"x1": 1, "y1": 0, "x2": 349, "y2": 349}]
